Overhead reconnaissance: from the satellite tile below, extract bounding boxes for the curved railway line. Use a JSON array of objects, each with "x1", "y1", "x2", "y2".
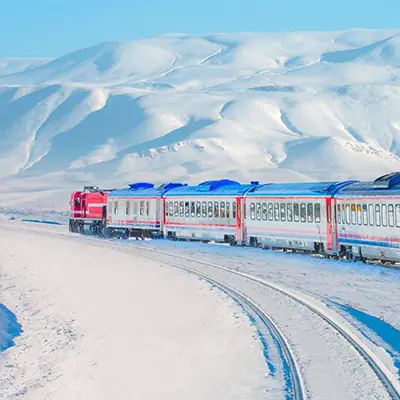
[
  {"x1": 116, "y1": 239, "x2": 400, "y2": 400},
  {"x1": 156, "y1": 258, "x2": 306, "y2": 400}
]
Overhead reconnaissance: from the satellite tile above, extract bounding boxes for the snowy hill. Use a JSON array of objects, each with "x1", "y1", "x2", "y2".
[{"x1": 1, "y1": 30, "x2": 400, "y2": 209}]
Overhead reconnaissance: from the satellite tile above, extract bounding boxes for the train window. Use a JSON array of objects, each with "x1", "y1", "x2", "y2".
[
  {"x1": 114, "y1": 201, "x2": 119, "y2": 215},
  {"x1": 293, "y1": 203, "x2": 300, "y2": 222},
  {"x1": 268, "y1": 203, "x2": 274, "y2": 221},
  {"x1": 307, "y1": 203, "x2": 314, "y2": 223},
  {"x1": 196, "y1": 202, "x2": 201, "y2": 217},
  {"x1": 108, "y1": 202, "x2": 112, "y2": 216},
  {"x1": 300, "y1": 203, "x2": 306, "y2": 223},
  {"x1": 221, "y1": 202, "x2": 226, "y2": 218},
  {"x1": 362, "y1": 204, "x2": 368, "y2": 226},
  {"x1": 226, "y1": 202, "x2": 230, "y2": 218},
  {"x1": 382, "y1": 204, "x2": 388, "y2": 227},
  {"x1": 191, "y1": 201, "x2": 195, "y2": 217},
  {"x1": 315, "y1": 204, "x2": 321, "y2": 223},
  {"x1": 208, "y1": 202, "x2": 213, "y2": 218},
  {"x1": 287, "y1": 203, "x2": 293, "y2": 222},
  {"x1": 255, "y1": 203, "x2": 261, "y2": 220},
  {"x1": 396, "y1": 205, "x2": 400, "y2": 228},
  {"x1": 356, "y1": 204, "x2": 362, "y2": 225},
  {"x1": 280, "y1": 204, "x2": 286, "y2": 222},
  {"x1": 214, "y1": 202, "x2": 219, "y2": 218},
  {"x1": 140, "y1": 201, "x2": 144, "y2": 216},
  {"x1": 185, "y1": 202, "x2": 190, "y2": 217},
  {"x1": 262, "y1": 203, "x2": 268, "y2": 221},
  {"x1": 368, "y1": 204, "x2": 374, "y2": 226},
  {"x1": 351, "y1": 204, "x2": 356, "y2": 225},
  {"x1": 179, "y1": 201, "x2": 184, "y2": 217},
  {"x1": 375, "y1": 205, "x2": 381, "y2": 226},
  {"x1": 202, "y1": 202, "x2": 207, "y2": 218},
  {"x1": 274, "y1": 203, "x2": 280, "y2": 221},
  {"x1": 146, "y1": 201, "x2": 150, "y2": 216},
  {"x1": 133, "y1": 201, "x2": 138, "y2": 215},
  {"x1": 388, "y1": 204, "x2": 394, "y2": 227},
  {"x1": 174, "y1": 201, "x2": 179, "y2": 217},
  {"x1": 232, "y1": 202, "x2": 237, "y2": 219},
  {"x1": 250, "y1": 203, "x2": 255, "y2": 220},
  {"x1": 345, "y1": 204, "x2": 351, "y2": 225},
  {"x1": 126, "y1": 201, "x2": 130, "y2": 215},
  {"x1": 337, "y1": 204, "x2": 341, "y2": 224}
]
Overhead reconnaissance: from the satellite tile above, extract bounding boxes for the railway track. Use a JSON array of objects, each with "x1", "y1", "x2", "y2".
[
  {"x1": 119, "y1": 240, "x2": 400, "y2": 400},
  {"x1": 152, "y1": 257, "x2": 306, "y2": 400}
]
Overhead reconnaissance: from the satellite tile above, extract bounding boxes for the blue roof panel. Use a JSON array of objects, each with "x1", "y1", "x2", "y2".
[
  {"x1": 128, "y1": 182, "x2": 154, "y2": 190},
  {"x1": 165, "y1": 179, "x2": 258, "y2": 197},
  {"x1": 109, "y1": 182, "x2": 186, "y2": 198},
  {"x1": 336, "y1": 180, "x2": 400, "y2": 197},
  {"x1": 246, "y1": 181, "x2": 357, "y2": 197}
]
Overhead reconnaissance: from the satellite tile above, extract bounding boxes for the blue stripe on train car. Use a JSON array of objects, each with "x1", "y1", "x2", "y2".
[{"x1": 338, "y1": 237, "x2": 400, "y2": 249}]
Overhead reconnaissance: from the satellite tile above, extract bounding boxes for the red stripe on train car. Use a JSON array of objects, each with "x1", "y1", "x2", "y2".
[
  {"x1": 165, "y1": 221, "x2": 237, "y2": 228},
  {"x1": 246, "y1": 226, "x2": 327, "y2": 235},
  {"x1": 112, "y1": 220, "x2": 161, "y2": 224}
]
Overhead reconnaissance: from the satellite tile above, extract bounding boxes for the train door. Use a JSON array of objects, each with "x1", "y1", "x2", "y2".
[
  {"x1": 325, "y1": 197, "x2": 338, "y2": 254},
  {"x1": 331, "y1": 198, "x2": 339, "y2": 254},
  {"x1": 156, "y1": 197, "x2": 166, "y2": 233},
  {"x1": 236, "y1": 197, "x2": 244, "y2": 244}
]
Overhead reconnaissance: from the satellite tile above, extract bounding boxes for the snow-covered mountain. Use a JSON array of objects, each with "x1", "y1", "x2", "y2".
[{"x1": 1, "y1": 30, "x2": 400, "y2": 209}]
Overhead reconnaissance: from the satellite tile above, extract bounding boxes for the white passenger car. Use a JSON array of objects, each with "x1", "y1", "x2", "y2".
[
  {"x1": 107, "y1": 182, "x2": 185, "y2": 238},
  {"x1": 335, "y1": 173, "x2": 400, "y2": 262},
  {"x1": 163, "y1": 180, "x2": 259, "y2": 244},
  {"x1": 244, "y1": 182, "x2": 355, "y2": 254}
]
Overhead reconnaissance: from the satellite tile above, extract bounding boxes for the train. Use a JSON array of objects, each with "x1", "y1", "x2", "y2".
[{"x1": 69, "y1": 172, "x2": 400, "y2": 264}]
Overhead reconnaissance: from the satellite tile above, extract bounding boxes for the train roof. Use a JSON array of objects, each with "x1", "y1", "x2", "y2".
[
  {"x1": 335, "y1": 172, "x2": 400, "y2": 197},
  {"x1": 246, "y1": 181, "x2": 357, "y2": 197},
  {"x1": 109, "y1": 182, "x2": 186, "y2": 198},
  {"x1": 164, "y1": 179, "x2": 259, "y2": 197}
]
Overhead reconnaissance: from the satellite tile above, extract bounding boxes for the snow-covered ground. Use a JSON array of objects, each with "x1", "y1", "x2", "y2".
[
  {"x1": 0, "y1": 222, "x2": 267, "y2": 400},
  {"x1": 134, "y1": 234, "x2": 400, "y2": 378},
  {"x1": 1, "y1": 30, "x2": 400, "y2": 209},
  {"x1": 1, "y1": 217, "x2": 399, "y2": 399}
]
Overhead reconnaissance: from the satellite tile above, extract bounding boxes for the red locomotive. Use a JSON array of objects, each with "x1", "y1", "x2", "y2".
[{"x1": 69, "y1": 186, "x2": 112, "y2": 235}]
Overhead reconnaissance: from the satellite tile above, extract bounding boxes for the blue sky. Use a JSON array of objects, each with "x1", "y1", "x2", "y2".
[{"x1": 2, "y1": 0, "x2": 399, "y2": 57}]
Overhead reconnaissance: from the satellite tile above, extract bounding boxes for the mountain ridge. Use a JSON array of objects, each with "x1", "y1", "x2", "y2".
[{"x1": 0, "y1": 30, "x2": 400, "y2": 209}]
